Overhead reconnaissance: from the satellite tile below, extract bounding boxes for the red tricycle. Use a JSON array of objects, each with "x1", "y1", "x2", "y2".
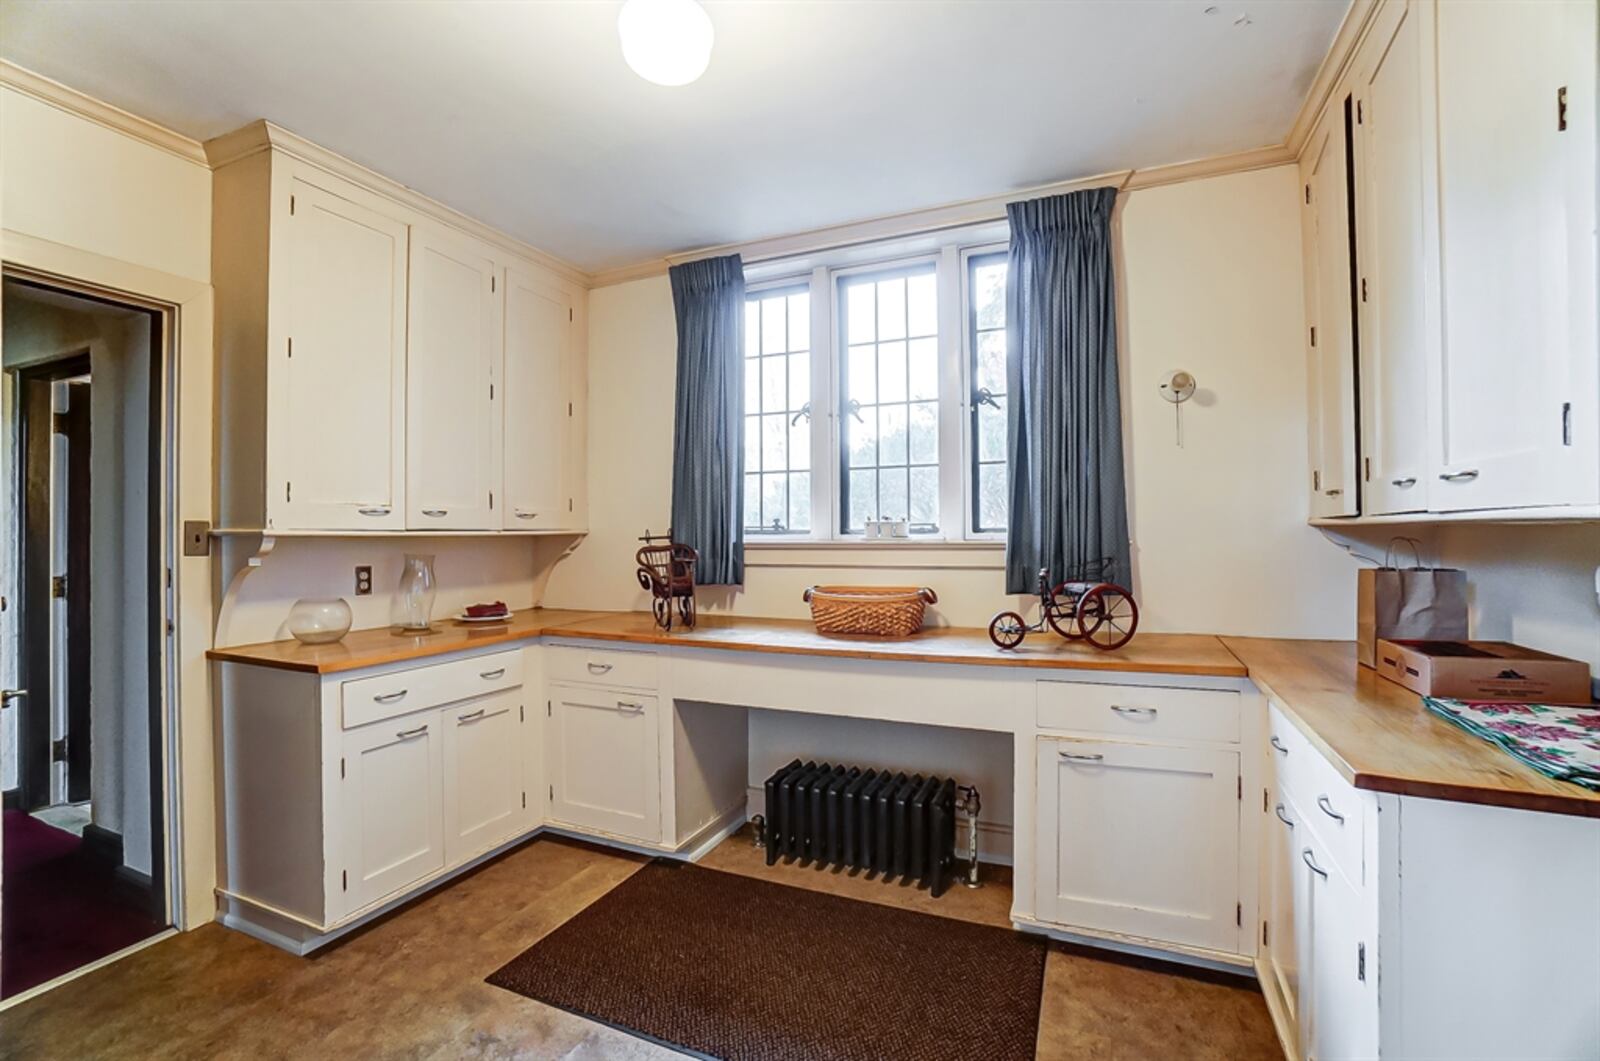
[{"x1": 988, "y1": 561, "x2": 1139, "y2": 651}]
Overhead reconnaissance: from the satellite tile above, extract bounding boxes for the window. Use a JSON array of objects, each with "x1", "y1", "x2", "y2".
[
  {"x1": 741, "y1": 233, "x2": 1008, "y2": 543},
  {"x1": 968, "y1": 253, "x2": 1009, "y2": 533},
  {"x1": 839, "y1": 265, "x2": 940, "y2": 534},
  {"x1": 743, "y1": 286, "x2": 811, "y2": 534}
]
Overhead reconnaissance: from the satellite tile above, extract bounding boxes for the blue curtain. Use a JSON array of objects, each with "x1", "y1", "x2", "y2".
[
  {"x1": 669, "y1": 254, "x2": 746, "y2": 585},
  {"x1": 1003, "y1": 187, "x2": 1131, "y2": 594}
]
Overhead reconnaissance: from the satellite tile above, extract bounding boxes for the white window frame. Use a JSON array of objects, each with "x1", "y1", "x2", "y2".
[{"x1": 740, "y1": 228, "x2": 1008, "y2": 545}]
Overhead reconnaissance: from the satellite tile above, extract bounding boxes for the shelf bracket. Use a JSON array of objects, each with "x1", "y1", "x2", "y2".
[{"x1": 213, "y1": 533, "x2": 279, "y2": 648}]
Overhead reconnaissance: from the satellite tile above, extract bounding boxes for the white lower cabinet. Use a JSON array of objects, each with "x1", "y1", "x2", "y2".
[
  {"x1": 1264, "y1": 783, "x2": 1302, "y2": 1025},
  {"x1": 546, "y1": 681, "x2": 661, "y2": 844},
  {"x1": 340, "y1": 709, "x2": 446, "y2": 911},
  {"x1": 441, "y1": 689, "x2": 526, "y2": 863},
  {"x1": 1035, "y1": 737, "x2": 1241, "y2": 954},
  {"x1": 1301, "y1": 822, "x2": 1377, "y2": 1061}
]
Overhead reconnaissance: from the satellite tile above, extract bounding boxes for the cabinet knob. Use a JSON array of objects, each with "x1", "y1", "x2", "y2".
[{"x1": 1439, "y1": 469, "x2": 1479, "y2": 482}]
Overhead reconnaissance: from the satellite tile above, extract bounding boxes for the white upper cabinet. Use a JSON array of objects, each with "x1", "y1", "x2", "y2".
[
  {"x1": 502, "y1": 265, "x2": 574, "y2": 530},
  {"x1": 278, "y1": 176, "x2": 409, "y2": 530},
  {"x1": 1351, "y1": 0, "x2": 1435, "y2": 515},
  {"x1": 1432, "y1": 0, "x2": 1598, "y2": 511},
  {"x1": 406, "y1": 227, "x2": 502, "y2": 529},
  {"x1": 1300, "y1": 106, "x2": 1360, "y2": 519}
]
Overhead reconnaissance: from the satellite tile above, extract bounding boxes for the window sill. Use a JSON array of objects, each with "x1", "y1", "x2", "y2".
[{"x1": 744, "y1": 537, "x2": 1005, "y2": 570}]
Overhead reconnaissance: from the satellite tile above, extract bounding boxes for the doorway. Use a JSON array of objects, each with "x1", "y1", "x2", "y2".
[{"x1": 0, "y1": 277, "x2": 170, "y2": 999}]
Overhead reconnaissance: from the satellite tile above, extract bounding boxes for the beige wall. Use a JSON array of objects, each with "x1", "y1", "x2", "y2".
[{"x1": 545, "y1": 165, "x2": 1359, "y2": 637}]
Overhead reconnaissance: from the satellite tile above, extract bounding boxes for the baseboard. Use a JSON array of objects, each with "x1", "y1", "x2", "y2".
[
  {"x1": 1, "y1": 788, "x2": 20, "y2": 811},
  {"x1": 672, "y1": 803, "x2": 748, "y2": 862},
  {"x1": 80, "y1": 822, "x2": 124, "y2": 868}
]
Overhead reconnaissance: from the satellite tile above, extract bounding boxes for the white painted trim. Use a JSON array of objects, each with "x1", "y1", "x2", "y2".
[
  {"x1": 1311, "y1": 504, "x2": 1600, "y2": 527},
  {"x1": 1012, "y1": 914, "x2": 1257, "y2": 974},
  {"x1": 1255, "y1": 954, "x2": 1304, "y2": 1061},
  {"x1": 0, "y1": 61, "x2": 208, "y2": 166},
  {"x1": 0, "y1": 929, "x2": 179, "y2": 1010},
  {"x1": 1285, "y1": 0, "x2": 1383, "y2": 157},
  {"x1": 745, "y1": 542, "x2": 1003, "y2": 571},
  {"x1": 672, "y1": 802, "x2": 749, "y2": 861}
]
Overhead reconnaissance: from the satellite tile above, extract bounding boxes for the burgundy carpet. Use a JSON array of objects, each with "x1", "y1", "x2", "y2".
[
  {"x1": 2, "y1": 810, "x2": 166, "y2": 998},
  {"x1": 488, "y1": 859, "x2": 1048, "y2": 1061}
]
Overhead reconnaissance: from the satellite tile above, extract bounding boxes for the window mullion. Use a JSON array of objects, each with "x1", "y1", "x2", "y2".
[
  {"x1": 809, "y1": 265, "x2": 835, "y2": 541},
  {"x1": 935, "y1": 244, "x2": 964, "y2": 540}
]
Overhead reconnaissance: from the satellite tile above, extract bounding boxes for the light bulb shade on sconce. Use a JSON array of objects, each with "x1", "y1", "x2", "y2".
[{"x1": 618, "y1": 0, "x2": 714, "y2": 86}]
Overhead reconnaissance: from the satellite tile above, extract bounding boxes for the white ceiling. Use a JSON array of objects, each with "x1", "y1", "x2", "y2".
[{"x1": 0, "y1": 0, "x2": 1348, "y2": 273}]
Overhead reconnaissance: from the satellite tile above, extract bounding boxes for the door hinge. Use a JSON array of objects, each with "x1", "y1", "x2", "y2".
[
  {"x1": 286, "y1": 481, "x2": 292, "y2": 503},
  {"x1": 568, "y1": 402, "x2": 573, "y2": 417},
  {"x1": 287, "y1": 336, "x2": 293, "y2": 359},
  {"x1": 1558, "y1": 86, "x2": 1568, "y2": 131},
  {"x1": 1563, "y1": 402, "x2": 1573, "y2": 446},
  {"x1": 547, "y1": 700, "x2": 552, "y2": 717},
  {"x1": 1263, "y1": 920, "x2": 1270, "y2": 947},
  {"x1": 340, "y1": 756, "x2": 346, "y2": 780},
  {"x1": 1361, "y1": 277, "x2": 1368, "y2": 302},
  {"x1": 342, "y1": 870, "x2": 347, "y2": 892},
  {"x1": 520, "y1": 703, "x2": 525, "y2": 722},
  {"x1": 1237, "y1": 776, "x2": 1243, "y2": 800},
  {"x1": 1304, "y1": 183, "x2": 1311, "y2": 205},
  {"x1": 491, "y1": 275, "x2": 496, "y2": 293},
  {"x1": 1364, "y1": 456, "x2": 1371, "y2": 482},
  {"x1": 1262, "y1": 787, "x2": 1268, "y2": 812},
  {"x1": 290, "y1": 194, "x2": 296, "y2": 216},
  {"x1": 489, "y1": 382, "x2": 494, "y2": 401},
  {"x1": 51, "y1": 574, "x2": 67, "y2": 600},
  {"x1": 489, "y1": 490, "x2": 495, "y2": 510},
  {"x1": 549, "y1": 784, "x2": 554, "y2": 801},
  {"x1": 1309, "y1": 325, "x2": 1317, "y2": 348},
  {"x1": 1357, "y1": 99, "x2": 1364, "y2": 125},
  {"x1": 522, "y1": 791, "x2": 527, "y2": 809},
  {"x1": 1313, "y1": 469, "x2": 1322, "y2": 492},
  {"x1": 1357, "y1": 941, "x2": 1367, "y2": 981},
  {"x1": 569, "y1": 308, "x2": 573, "y2": 322},
  {"x1": 568, "y1": 498, "x2": 573, "y2": 512},
  {"x1": 1237, "y1": 902, "x2": 1243, "y2": 927},
  {"x1": 51, "y1": 736, "x2": 68, "y2": 763}
]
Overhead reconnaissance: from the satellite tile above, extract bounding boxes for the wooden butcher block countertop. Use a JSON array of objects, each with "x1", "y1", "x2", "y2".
[{"x1": 1224, "y1": 637, "x2": 1600, "y2": 820}]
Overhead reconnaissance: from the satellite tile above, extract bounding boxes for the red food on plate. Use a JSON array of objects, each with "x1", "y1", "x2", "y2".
[{"x1": 466, "y1": 601, "x2": 510, "y2": 618}]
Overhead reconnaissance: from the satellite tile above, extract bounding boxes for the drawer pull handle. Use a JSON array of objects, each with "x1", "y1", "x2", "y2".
[
  {"x1": 395, "y1": 724, "x2": 429, "y2": 740},
  {"x1": 1058, "y1": 751, "x2": 1105, "y2": 762},
  {"x1": 1109, "y1": 705, "x2": 1157, "y2": 718},
  {"x1": 1391, "y1": 477, "x2": 1417, "y2": 488},
  {"x1": 1316, "y1": 795, "x2": 1345, "y2": 824},
  {"x1": 616, "y1": 700, "x2": 646, "y2": 713},
  {"x1": 358, "y1": 507, "x2": 391, "y2": 517},
  {"x1": 1439, "y1": 469, "x2": 1479, "y2": 482},
  {"x1": 1301, "y1": 847, "x2": 1329, "y2": 879},
  {"x1": 514, "y1": 510, "x2": 538, "y2": 520},
  {"x1": 421, "y1": 508, "x2": 448, "y2": 517},
  {"x1": 587, "y1": 662, "x2": 613, "y2": 674},
  {"x1": 1274, "y1": 803, "x2": 1295, "y2": 828},
  {"x1": 480, "y1": 668, "x2": 506, "y2": 680},
  {"x1": 1324, "y1": 488, "x2": 1342, "y2": 497},
  {"x1": 1270, "y1": 736, "x2": 1289, "y2": 755},
  {"x1": 373, "y1": 690, "x2": 408, "y2": 704},
  {"x1": 458, "y1": 709, "x2": 486, "y2": 723}
]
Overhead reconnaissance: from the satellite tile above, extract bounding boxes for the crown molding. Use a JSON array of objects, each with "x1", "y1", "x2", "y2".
[
  {"x1": 0, "y1": 60, "x2": 208, "y2": 166},
  {"x1": 1285, "y1": 0, "x2": 1382, "y2": 157},
  {"x1": 204, "y1": 120, "x2": 590, "y2": 289}
]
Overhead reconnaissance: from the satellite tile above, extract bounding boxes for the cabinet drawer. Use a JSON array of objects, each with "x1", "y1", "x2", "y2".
[
  {"x1": 546, "y1": 644, "x2": 658, "y2": 690},
  {"x1": 1268, "y1": 704, "x2": 1364, "y2": 886},
  {"x1": 1037, "y1": 681, "x2": 1240, "y2": 744},
  {"x1": 342, "y1": 650, "x2": 523, "y2": 729}
]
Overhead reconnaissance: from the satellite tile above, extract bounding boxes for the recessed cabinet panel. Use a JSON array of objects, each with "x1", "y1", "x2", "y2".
[
  {"x1": 1301, "y1": 826, "x2": 1378, "y2": 1061},
  {"x1": 407, "y1": 228, "x2": 501, "y2": 529},
  {"x1": 1354, "y1": 0, "x2": 1433, "y2": 515},
  {"x1": 1433, "y1": 0, "x2": 1598, "y2": 510},
  {"x1": 340, "y1": 711, "x2": 445, "y2": 912},
  {"x1": 1264, "y1": 782, "x2": 1302, "y2": 1026},
  {"x1": 1035, "y1": 738, "x2": 1241, "y2": 954},
  {"x1": 546, "y1": 683, "x2": 661, "y2": 843},
  {"x1": 442, "y1": 690, "x2": 523, "y2": 862},
  {"x1": 502, "y1": 266, "x2": 572, "y2": 529},
  {"x1": 279, "y1": 178, "x2": 408, "y2": 530}
]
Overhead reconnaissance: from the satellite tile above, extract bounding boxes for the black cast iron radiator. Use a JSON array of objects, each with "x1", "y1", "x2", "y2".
[{"x1": 762, "y1": 760, "x2": 958, "y2": 898}]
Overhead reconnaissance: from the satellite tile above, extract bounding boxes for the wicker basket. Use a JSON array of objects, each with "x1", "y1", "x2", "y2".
[{"x1": 802, "y1": 585, "x2": 938, "y2": 638}]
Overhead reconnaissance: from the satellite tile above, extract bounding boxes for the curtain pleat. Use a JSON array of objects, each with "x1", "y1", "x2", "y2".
[
  {"x1": 1003, "y1": 187, "x2": 1131, "y2": 595},
  {"x1": 669, "y1": 253, "x2": 746, "y2": 585}
]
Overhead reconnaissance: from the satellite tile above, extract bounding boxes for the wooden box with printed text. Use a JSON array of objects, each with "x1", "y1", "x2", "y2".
[{"x1": 1376, "y1": 639, "x2": 1593, "y2": 704}]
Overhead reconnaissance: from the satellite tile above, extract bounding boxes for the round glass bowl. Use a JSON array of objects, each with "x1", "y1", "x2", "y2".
[{"x1": 287, "y1": 598, "x2": 354, "y2": 645}]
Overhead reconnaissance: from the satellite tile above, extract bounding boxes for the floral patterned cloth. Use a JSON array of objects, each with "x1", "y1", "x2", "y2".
[{"x1": 1425, "y1": 697, "x2": 1600, "y2": 792}]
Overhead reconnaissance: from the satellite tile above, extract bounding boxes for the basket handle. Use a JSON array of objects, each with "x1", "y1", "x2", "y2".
[
  {"x1": 802, "y1": 587, "x2": 815, "y2": 604},
  {"x1": 918, "y1": 587, "x2": 938, "y2": 605}
]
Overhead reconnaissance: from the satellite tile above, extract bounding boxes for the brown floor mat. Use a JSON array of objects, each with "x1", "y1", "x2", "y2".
[{"x1": 487, "y1": 859, "x2": 1047, "y2": 1060}]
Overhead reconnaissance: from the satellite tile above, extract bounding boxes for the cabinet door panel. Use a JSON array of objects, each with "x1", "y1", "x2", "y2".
[
  {"x1": 1301, "y1": 110, "x2": 1360, "y2": 518},
  {"x1": 407, "y1": 228, "x2": 501, "y2": 528},
  {"x1": 1354, "y1": 0, "x2": 1433, "y2": 514},
  {"x1": 279, "y1": 178, "x2": 407, "y2": 530},
  {"x1": 547, "y1": 683, "x2": 660, "y2": 843},
  {"x1": 1035, "y1": 739, "x2": 1240, "y2": 954},
  {"x1": 442, "y1": 690, "x2": 523, "y2": 862},
  {"x1": 1302, "y1": 829, "x2": 1377, "y2": 1061},
  {"x1": 502, "y1": 266, "x2": 572, "y2": 529},
  {"x1": 340, "y1": 711, "x2": 444, "y2": 912},
  {"x1": 1433, "y1": 0, "x2": 1598, "y2": 510},
  {"x1": 1265, "y1": 783, "x2": 1302, "y2": 1026}
]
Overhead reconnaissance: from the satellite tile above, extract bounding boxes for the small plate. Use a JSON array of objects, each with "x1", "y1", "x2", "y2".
[{"x1": 456, "y1": 612, "x2": 512, "y2": 624}]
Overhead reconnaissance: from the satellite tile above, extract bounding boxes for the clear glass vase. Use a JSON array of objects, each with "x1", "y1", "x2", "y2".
[
  {"x1": 287, "y1": 598, "x2": 353, "y2": 645},
  {"x1": 393, "y1": 553, "x2": 437, "y2": 632}
]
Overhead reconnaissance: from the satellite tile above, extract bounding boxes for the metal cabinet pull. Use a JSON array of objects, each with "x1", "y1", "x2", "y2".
[
  {"x1": 1324, "y1": 488, "x2": 1343, "y2": 496},
  {"x1": 513, "y1": 510, "x2": 538, "y2": 520},
  {"x1": 1274, "y1": 803, "x2": 1295, "y2": 827},
  {"x1": 1110, "y1": 705, "x2": 1158, "y2": 718},
  {"x1": 0, "y1": 688, "x2": 28, "y2": 707},
  {"x1": 615, "y1": 700, "x2": 645, "y2": 713},
  {"x1": 1270, "y1": 735, "x2": 1289, "y2": 755},
  {"x1": 1301, "y1": 848, "x2": 1329, "y2": 879},
  {"x1": 1391, "y1": 477, "x2": 1417, "y2": 488},
  {"x1": 421, "y1": 508, "x2": 448, "y2": 517},
  {"x1": 1316, "y1": 795, "x2": 1345, "y2": 824},
  {"x1": 373, "y1": 690, "x2": 408, "y2": 704},
  {"x1": 358, "y1": 507, "x2": 391, "y2": 517},
  {"x1": 458, "y1": 709, "x2": 486, "y2": 724},
  {"x1": 1439, "y1": 469, "x2": 1479, "y2": 482},
  {"x1": 395, "y1": 724, "x2": 429, "y2": 740},
  {"x1": 480, "y1": 668, "x2": 506, "y2": 680},
  {"x1": 1058, "y1": 751, "x2": 1106, "y2": 762},
  {"x1": 586, "y1": 662, "x2": 613, "y2": 674}
]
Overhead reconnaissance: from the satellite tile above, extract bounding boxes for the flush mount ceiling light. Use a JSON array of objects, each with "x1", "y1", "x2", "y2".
[{"x1": 618, "y1": 0, "x2": 714, "y2": 87}]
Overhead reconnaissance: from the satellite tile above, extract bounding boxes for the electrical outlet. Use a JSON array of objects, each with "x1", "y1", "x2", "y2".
[{"x1": 355, "y1": 565, "x2": 373, "y2": 596}]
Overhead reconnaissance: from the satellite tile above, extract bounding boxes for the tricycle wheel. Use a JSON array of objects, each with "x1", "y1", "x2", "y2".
[
  {"x1": 989, "y1": 612, "x2": 1027, "y2": 650},
  {"x1": 1045, "y1": 581, "x2": 1090, "y2": 639},
  {"x1": 1077, "y1": 584, "x2": 1138, "y2": 650}
]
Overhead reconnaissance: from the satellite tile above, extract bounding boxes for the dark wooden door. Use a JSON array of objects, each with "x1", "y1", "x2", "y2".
[{"x1": 63, "y1": 380, "x2": 92, "y2": 803}]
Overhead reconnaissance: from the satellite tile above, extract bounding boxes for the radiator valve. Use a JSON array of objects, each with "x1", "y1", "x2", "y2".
[
  {"x1": 955, "y1": 784, "x2": 982, "y2": 889},
  {"x1": 750, "y1": 813, "x2": 766, "y2": 848}
]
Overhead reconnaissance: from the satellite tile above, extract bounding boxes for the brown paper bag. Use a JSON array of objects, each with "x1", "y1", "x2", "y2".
[{"x1": 1356, "y1": 538, "x2": 1469, "y2": 668}]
